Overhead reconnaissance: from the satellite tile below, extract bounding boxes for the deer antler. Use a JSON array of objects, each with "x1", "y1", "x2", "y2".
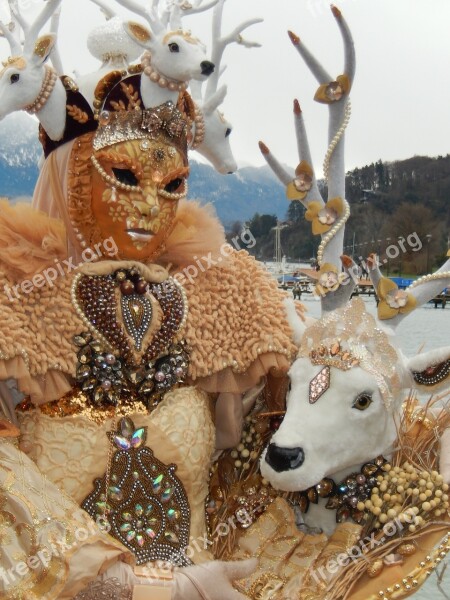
[
  {"x1": 205, "y1": 0, "x2": 262, "y2": 100},
  {"x1": 49, "y1": 4, "x2": 64, "y2": 75},
  {"x1": 18, "y1": 0, "x2": 63, "y2": 54},
  {"x1": 260, "y1": 6, "x2": 356, "y2": 312},
  {"x1": 90, "y1": 0, "x2": 117, "y2": 20},
  {"x1": 114, "y1": 0, "x2": 164, "y2": 34},
  {"x1": 169, "y1": 0, "x2": 220, "y2": 29},
  {"x1": 0, "y1": 0, "x2": 22, "y2": 56}
]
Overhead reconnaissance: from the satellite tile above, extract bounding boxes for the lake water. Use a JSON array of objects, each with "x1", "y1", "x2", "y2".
[{"x1": 270, "y1": 275, "x2": 450, "y2": 599}]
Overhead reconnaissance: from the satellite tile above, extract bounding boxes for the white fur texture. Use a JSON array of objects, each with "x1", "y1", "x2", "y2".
[{"x1": 260, "y1": 358, "x2": 397, "y2": 493}]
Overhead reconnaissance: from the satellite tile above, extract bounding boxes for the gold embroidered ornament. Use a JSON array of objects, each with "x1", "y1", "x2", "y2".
[{"x1": 82, "y1": 417, "x2": 191, "y2": 565}]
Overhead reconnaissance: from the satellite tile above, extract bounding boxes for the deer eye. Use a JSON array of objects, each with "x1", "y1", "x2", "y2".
[
  {"x1": 112, "y1": 168, "x2": 138, "y2": 187},
  {"x1": 225, "y1": 127, "x2": 232, "y2": 138},
  {"x1": 352, "y1": 393, "x2": 373, "y2": 411},
  {"x1": 168, "y1": 42, "x2": 180, "y2": 53},
  {"x1": 10, "y1": 73, "x2": 20, "y2": 84}
]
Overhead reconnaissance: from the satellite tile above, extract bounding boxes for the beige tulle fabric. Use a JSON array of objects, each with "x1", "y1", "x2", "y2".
[
  {"x1": 0, "y1": 438, "x2": 132, "y2": 600},
  {"x1": 18, "y1": 386, "x2": 215, "y2": 564}
]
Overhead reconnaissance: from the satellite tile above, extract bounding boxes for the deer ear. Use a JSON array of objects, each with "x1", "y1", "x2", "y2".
[
  {"x1": 31, "y1": 34, "x2": 56, "y2": 65},
  {"x1": 123, "y1": 21, "x2": 152, "y2": 49},
  {"x1": 406, "y1": 347, "x2": 450, "y2": 391}
]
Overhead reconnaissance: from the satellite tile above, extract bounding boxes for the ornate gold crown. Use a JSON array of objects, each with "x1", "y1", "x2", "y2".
[
  {"x1": 299, "y1": 298, "x2": 402, "y2": 407},
  {"x1": 310, "y1": 342, "x2": 360, "y2": 371},
  {"x1": 93, "y1": 101, "x2": 188, "y2": 157}
]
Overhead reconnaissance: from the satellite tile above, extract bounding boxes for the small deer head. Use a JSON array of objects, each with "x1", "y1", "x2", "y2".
[
  {"x1": 0, "y1": 0, "x2": 64, "y2": 140},
  {"x1": 188, "y1": 0, "x2": 262, "y2": 174}
]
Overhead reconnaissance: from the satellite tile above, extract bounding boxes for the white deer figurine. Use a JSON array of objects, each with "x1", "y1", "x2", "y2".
[
  {"x1": 188, "y1": 0, "x2": 262, "y2": 174},
  {"x1": 258, "y1": 5, "x2": 450, "y2": 538},
  {"x1": 0, "y1": 0, "x2": 66, "y2": 141},
  {"x1": 115, "y1": 0, "x2": 217, "y2": 108}
]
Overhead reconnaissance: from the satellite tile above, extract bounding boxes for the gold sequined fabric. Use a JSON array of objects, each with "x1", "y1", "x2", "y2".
[{"x1": 0, "y1": 439, "x2": 130, "y2": 600}]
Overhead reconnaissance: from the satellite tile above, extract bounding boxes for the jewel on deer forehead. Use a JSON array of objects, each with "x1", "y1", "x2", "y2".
[{"x1": 309, "y1": 365, "x2": 331, "y2": 403}]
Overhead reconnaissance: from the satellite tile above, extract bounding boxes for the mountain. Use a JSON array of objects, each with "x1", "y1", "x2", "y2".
[{"x1": 0, "y1": 113, "x2": 288, "y2": 223}]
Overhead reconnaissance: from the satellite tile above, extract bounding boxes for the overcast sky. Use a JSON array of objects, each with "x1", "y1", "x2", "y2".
[{"x1": 1, "y1": 0, "x2": 449, "y2": 174}]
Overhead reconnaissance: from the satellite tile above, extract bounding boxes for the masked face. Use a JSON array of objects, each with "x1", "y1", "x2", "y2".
[{"x1": 90, "y1": 137, "x2": 188, "y2": 261}]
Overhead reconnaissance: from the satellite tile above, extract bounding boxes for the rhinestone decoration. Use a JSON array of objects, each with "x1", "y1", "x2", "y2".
[
  {"x1": 121, "y1": 294, "x2": 152, "y2": 351},
  {"x1": 72, "y1": 270, "x2": 189, "y2": 410},
  {"x1": 82, "y1": 418, "x2": 191, "y2": 565},
  {"x1": 413, "y1": 359, "x2": 450, "y2": 387},
  {"x1": 293, "y1": 456, "x2": 387, "y2": 523},
  {"x1": 93, "y1": 101, "x2": 187, "y2": 155},
  {"x1": 309, "y1": 366, "x2": 330, "y2": 404},
  {"x1": 310, "y1": 341, "x2": 359, "y2": 373}
]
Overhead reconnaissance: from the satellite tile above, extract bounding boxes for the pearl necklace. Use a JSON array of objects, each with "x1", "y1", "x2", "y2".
[
  {"x1": 317, "y1": 198, "x2": 351, "y2": 266},
  {"x1": 25, "y1": 65, "x2": 58, "y2": 114},
  {"x1": 191, "y1": 102, "x2": 205, "y2": 149},
  {"x1": 408, "y1": 271, "x2": 450, "y2": 290},
  {"x1": 141, "y1": 52, "x2": 187, "y2": 93}
]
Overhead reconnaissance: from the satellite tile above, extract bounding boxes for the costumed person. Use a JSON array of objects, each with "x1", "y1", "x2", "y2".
[
  {"x1": 1, "y1": 2, "x2": 449, "y2": 600},
  {"x1": 0, "y1": 2, "x2": 298, "y2": 599}
]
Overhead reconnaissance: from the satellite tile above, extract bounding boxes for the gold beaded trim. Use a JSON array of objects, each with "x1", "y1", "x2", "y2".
[{"x1": 377, "y1": 532, "x2": 450, "y2": 598}]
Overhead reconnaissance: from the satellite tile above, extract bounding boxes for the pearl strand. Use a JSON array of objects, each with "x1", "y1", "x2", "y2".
[
  {"x1": 90, "y1": 155, "x2": 142, "y2": 194},
  {"x1": 408, "y1": 271, "x2": 450, "y2": 290},
  {"x1": 323, "y1": 98, "x2": 352, "y2": 181},
  {"x1": 317, "y1": 199, "x2": 351, "y2": 266},
  {"x1": 158, "y1": 182, "x2": 188, "y2": 201},
  {"x1": 141, "y1": 52, "x2": 188, "y2": 93},
  {"x1": 25, "y1": 66, "x2": 58, "y2": 114},
  {"x1": 191, "y1": 103, "x2": 205, "y2": 149}
]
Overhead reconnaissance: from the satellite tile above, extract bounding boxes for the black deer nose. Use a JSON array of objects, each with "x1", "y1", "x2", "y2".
[
  {"x1": 265, "y1": 444, "x2": 305, "y2": 472},
  {"x1": 200, "y1": 61, "x2": 215, "y2": 76}
]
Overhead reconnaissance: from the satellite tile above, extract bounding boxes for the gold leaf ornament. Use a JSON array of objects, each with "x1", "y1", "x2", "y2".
[
  {"x1": 305, "y1": 197, "x2": 344, "y2": 235},
  {"x1": 377, "y1": 277, "x2": 417, "y2": 321},
  {"x1": 286, "y1": 160, "x2": 314, "y2": 201},
  {"x1": 66, "y1": 105, "x2": 89, "y2": 124},
  {"x1": 314, "y1": 74, "x2": 351, "y2": 104}
]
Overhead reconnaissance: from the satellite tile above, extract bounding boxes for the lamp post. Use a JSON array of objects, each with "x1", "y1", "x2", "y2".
[
  {"x1": 398, "y1": 237, "x2": 405, "y2": 278},
  {"x1": 426, "y1": 233, "x2": 432, "y2": 273},
  {"x1": 386, "y1": 237, "x2": 391, "y2": 276}
]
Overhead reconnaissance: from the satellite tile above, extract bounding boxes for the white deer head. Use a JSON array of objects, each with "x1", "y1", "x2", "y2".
[
  {"x1": 0, "y1": 0, "x2": 66, "y2": 141},
  {"x1": 257, "y1": 6, "x2": 450, "y2": 535},
  {"x1": 115, "y1": 0, "x2": 217, "y2": 107},
  {"x1": 188, "y1": 0, "x2": 262, "y2": 174}
]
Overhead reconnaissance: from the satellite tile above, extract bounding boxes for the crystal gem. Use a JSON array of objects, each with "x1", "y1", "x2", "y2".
[
  {"x1": 146, "y1": 528, "x2": 156, "y2": 539},
  {"x1": 120, "y1": 417, "x2": 135, "y2": 438},
  {"x1": 131, "y1": 428, "x2": 146, "y2": 448},
  {"x1": 153, "y1": 474, "x2": 163, "y2": 493},
  {"x1": 164, "y1": 531, "x2": 179, "y2": 543},
  {"x1": 108, "y1": 486, "x2": 123, "y2": 502},
  {"x1": 161, "y1": 487, "x2": 174, "y2": 502},
  {"x1": 120, "y1": 523, "x2": 132, "y2": 533},
  {"x1": 126, "y1": 530, "x2": 136, "y2": 542},
  {"x1": 113, "y1": 435, "x2": 131, "y2": 451},
  {"x1": 136, "y1": 534, "x2": 145, "y2": 547},
  {"x1": 135, "y1": 504, "x2": 144, "y2": 517}
]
